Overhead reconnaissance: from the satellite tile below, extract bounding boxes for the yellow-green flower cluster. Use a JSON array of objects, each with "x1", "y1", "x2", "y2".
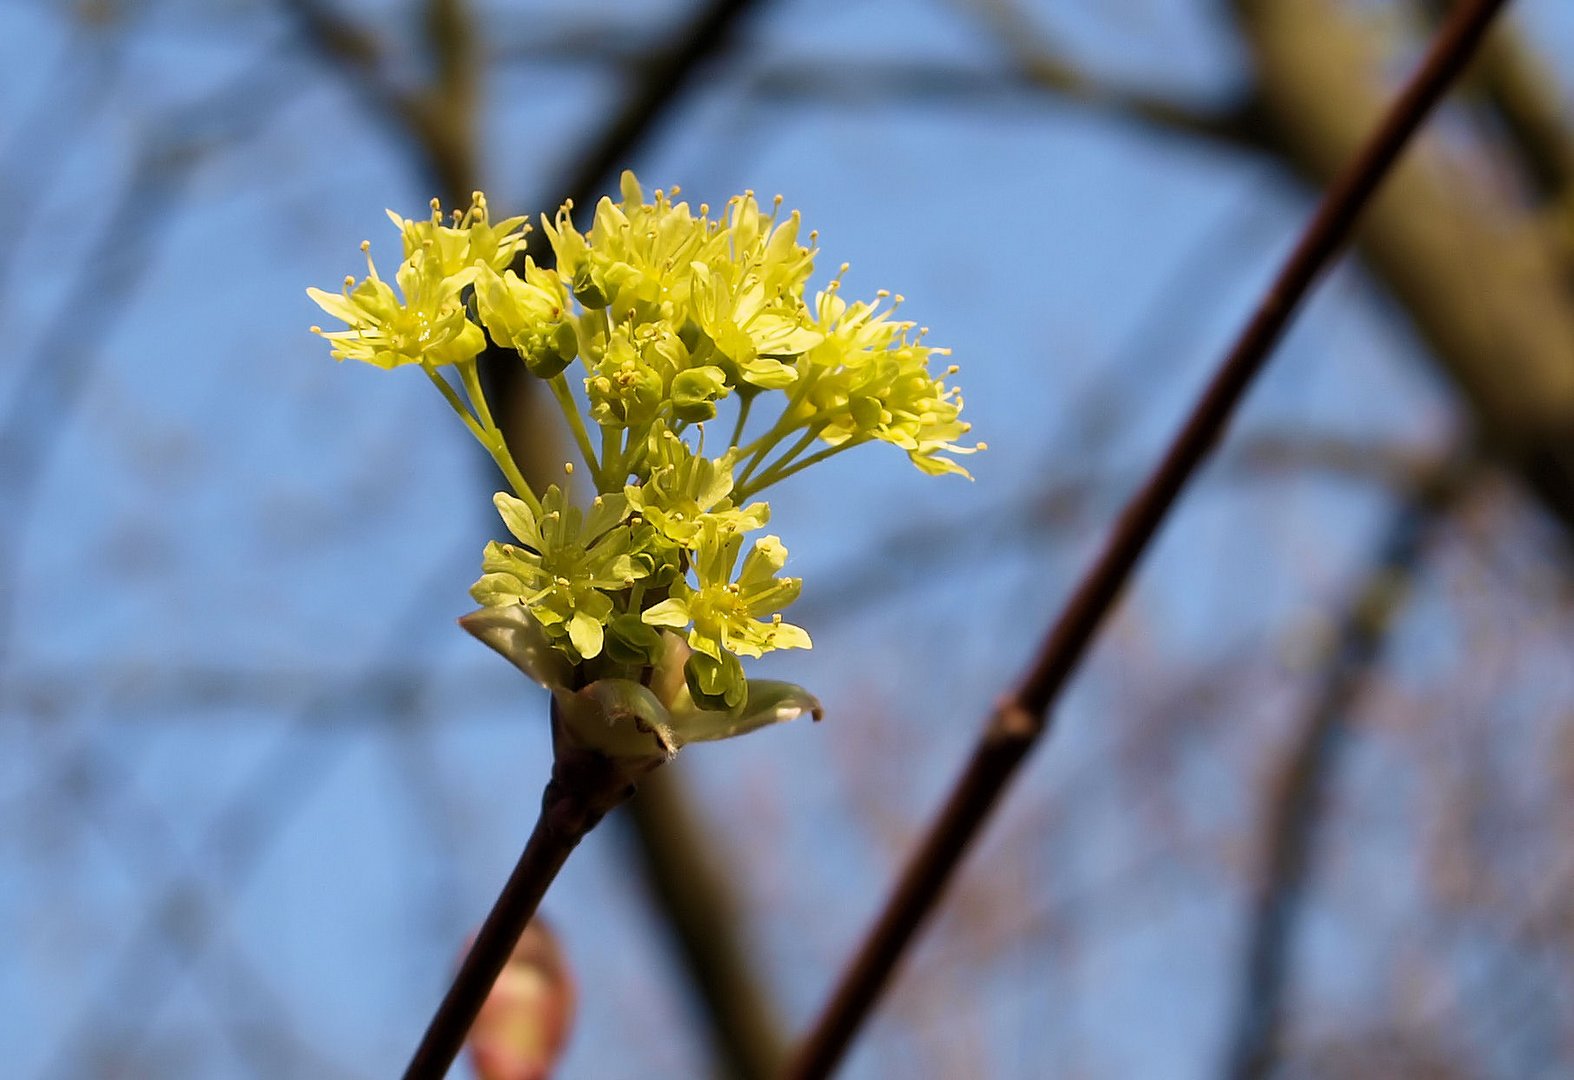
[{"x1": 309, "y1": 172, "x2": 980, "y2": 717}]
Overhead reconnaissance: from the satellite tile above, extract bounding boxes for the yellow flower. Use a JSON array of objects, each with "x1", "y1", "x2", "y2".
[
  {"x1": 387, "y1": 191, "x2": 528, "y2": 278},
  {"x1": 308, "y1": 245, "x2": 482, "y2": 368}
]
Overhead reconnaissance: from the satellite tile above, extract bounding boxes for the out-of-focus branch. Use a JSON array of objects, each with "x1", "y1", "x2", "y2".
[
  {"x1": 1221, "y1": 452, "x2": 1477, "y2": 1080},
  {"x1": 412, "y1": 0, "x2": 480, "y2": 208},
  {"x1": 744, "y1": 58, "x2": 1254, "y2": 146},
  {"x1": 276, "y1": 0, "x2": 426, "y2": 155},
  {"x1": 0, "y1": 49, "x2": 299, "y2": 674},
  {"x1": 41, "y1": 539, "x2": 474, "y2": 1077},
  {"x1": 0, "y1": 11, "x2": 127, "y2": 304},
  {"x1": 621, "y1": 766, "x2": 787, "y2": 1079},
  {"x1": 783, "y1": 3, "x2": 1513, "y2": 1074},
  {"x1": 956, "y1": 0, "x2": 1258, "y2": 145},
  {"x1": 278, "y1": 0, "x2": 480, "y2": 230},
  {"x1": 1230, "y1": 0, "x2": 1574, "y2": 531},
  {"x1": 1421, "y1": 0, "x2": 1574, "y2": 200}
]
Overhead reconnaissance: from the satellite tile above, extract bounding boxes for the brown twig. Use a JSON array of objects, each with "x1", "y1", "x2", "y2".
[
  {"x1": 782, "y1": 1, "x2": 1514, "y2": 1075},
  {"x1": 401, "y1": 703, "x2": 641, "y2": 1080}
]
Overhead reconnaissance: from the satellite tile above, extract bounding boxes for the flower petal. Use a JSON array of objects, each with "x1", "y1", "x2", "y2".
[
  {"x1": 640, "y1": 597, "x2": 690, "y2": 628},
  {"x1": 567, "y1": 609, "x2": 605, "y2": 659}
]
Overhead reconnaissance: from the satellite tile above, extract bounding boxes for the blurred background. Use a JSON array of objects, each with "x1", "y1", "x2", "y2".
[{"x1": 4, "y1": 0, "x2": 1574, "y2": 1076}]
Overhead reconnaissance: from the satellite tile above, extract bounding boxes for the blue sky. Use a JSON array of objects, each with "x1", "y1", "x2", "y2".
[{"x1": 3, "y1": 1, "x2": 1573, "y2": 1076}]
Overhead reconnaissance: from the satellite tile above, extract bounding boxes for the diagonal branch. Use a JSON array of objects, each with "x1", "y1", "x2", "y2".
[{"x1": 782, "y1": 2, "x2": 1515, "y2": 1075}]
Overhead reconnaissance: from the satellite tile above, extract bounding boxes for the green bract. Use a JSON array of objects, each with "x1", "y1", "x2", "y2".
[{"x1": 309, "y1": 172, "x2": 983, "y2": 761}]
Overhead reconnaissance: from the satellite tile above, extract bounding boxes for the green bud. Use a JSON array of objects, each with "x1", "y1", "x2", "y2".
[
  {"x1": 605, "y1": 612, "x2": 665, "y2": 665},
  {"x1": 572, "y1": 263, "x2": 608, "y2": 308},
  {"x1": 849, "y1": 393, "x2": 885, "y2": 431},
  {"x1": 671, "y1": 365, "x2": 729, "y2": 423},
  {"x1": 685, "y1": 650, "x2": 746, "y2": 712},
  {"x1": 677, "y1": 319, "x2": 711, "y2": 358},
  {"x1": 524, "y1": 322, "x2": 578, "y2": 378}
]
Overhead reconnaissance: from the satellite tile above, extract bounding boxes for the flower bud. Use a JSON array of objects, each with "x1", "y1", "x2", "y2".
[
  {"x1": 571, "y1": 263, "x2": 608, "y2": 309},
  {"x1": 524, "y1": 322, "x2": 578, "y2": 379},
  {"x1": 466, "y1": 918, "x2": 576, "y2": 1080}
]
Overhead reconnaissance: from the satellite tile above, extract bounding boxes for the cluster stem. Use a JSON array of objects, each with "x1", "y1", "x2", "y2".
[{"x1": 400, "y1": 705, "x2": 643, "y2": 1080}]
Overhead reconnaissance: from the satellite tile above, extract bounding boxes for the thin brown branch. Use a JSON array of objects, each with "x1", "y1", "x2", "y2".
[
  {"x1": 1221, "y1": 452, "x2": 1476, "y2": 1080},
  {"x1": 782, "y1": 2, "x2": 1515, "y2": 1075},
  {"x1": 401, "y1": 705, "x2": 639, "y2": 1080}
]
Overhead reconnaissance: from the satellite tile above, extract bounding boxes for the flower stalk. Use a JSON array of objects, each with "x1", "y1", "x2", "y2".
[{"x1": 401, "y1": 702, "x2": 645, "y2": 1080}]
